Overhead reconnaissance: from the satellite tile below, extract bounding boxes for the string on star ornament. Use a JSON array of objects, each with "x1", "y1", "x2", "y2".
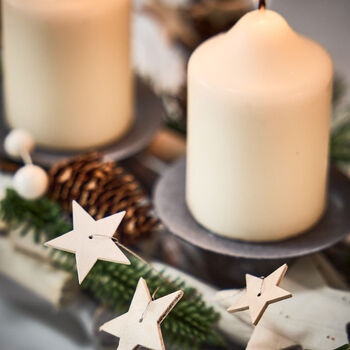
[
  {"x1": 45, "y1": 200, "x2": 165, "y2": 284},
  {"x1": 44, "y1": 200, "x2": 144, "y2": 284},
  {"x1": 44, "y1": 199, "x2": 188, "y2": 350},
  {"x1": 86, "y1": 233, "x2": 149, "y2": 265},
  {"x1": 227, "y1": 264, "x2": 292, "y2": 325},
  {"x1": 100, "y1": 277, "x2": 183, "y2": 350}
]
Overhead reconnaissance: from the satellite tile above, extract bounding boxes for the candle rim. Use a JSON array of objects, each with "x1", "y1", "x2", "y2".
[
  {"x1": 188, "y1": 39, "x2": 333, "y2": 97},
  {"x1": 187, "y1": 6, "x2": 333, "y2": 96}
]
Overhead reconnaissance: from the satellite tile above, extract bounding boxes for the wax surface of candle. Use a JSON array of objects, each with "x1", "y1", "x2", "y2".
[
  {"x1": 2, "y1": 0, "x2": 133, "y2": 150},
  {"x1": 186, "y1": 9, "x2": 333, "y2": 241}
]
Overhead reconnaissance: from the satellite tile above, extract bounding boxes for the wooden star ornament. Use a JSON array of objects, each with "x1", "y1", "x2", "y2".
[
  {"x1": 100, "y1": 278, "x2": 183, "y2": 350},
  {"x1": 45, "y1": 200, "x2": 130, "y2": 284},
  {"x1": 227, "y1": 264, "x2": 292, "y2": 325}
]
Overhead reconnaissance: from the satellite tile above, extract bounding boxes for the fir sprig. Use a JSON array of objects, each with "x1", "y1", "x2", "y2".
[
  {"x1": 334, "y1": 345, "x2": 350, "y2": 350},
  {"x1": 330, "y1": 74, "x2": 349, "y2": 164},
  {"x1": 0, "y1": 187, "x2": 72, "y2": 242},
  {"x1": 0, "y1": 188, "x2": 224, "y2": 349},
  {"x1": 331, "y1": 107, "x2": 350, "y2": 164}
]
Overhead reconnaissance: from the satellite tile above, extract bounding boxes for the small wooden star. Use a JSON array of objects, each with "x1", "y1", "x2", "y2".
[
  {"x1": 227, "y1": 264, "x2": 292, "y2": 325},
  {"x1": 45, "y1": 200, "x2": 130, "y2": 284},
  {"x1": 100, "y1": 278, "x2": 183, "y2": 350}
]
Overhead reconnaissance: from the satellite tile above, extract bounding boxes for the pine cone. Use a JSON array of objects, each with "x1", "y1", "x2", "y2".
[{"x1": 48, "y1": 153, "x2": 159, "y2": 245}]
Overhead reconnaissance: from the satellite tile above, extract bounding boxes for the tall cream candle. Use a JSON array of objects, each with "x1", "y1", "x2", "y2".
[
  {"x1": 186, "y1": 7, "x2": 333, "y2": 241},
  {"x1": 2, "y1": 0, "x2": 133, "y2": 150}
]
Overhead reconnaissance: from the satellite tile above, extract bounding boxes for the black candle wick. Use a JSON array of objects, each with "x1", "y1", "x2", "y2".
[{"x1": 259, "y1": 0, "x2": 266, "y2": 10}]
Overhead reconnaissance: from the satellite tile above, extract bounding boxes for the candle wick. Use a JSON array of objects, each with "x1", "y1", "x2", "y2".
[{"x1": 259, "y1": 0, "x2": 266, "y2": 10}]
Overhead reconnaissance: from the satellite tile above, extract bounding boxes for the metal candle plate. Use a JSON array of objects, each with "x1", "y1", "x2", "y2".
[
  {"x1": 0, "y1": 81, "x2": 163, "y2": 167},
  {"x1": 154, "y1": 157, "x2": 350, "y2": 259}
]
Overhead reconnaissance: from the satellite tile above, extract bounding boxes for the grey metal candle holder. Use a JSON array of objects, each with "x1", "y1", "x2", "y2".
[
  {"x1": 154, "y1": 157, "x2": 350, "y2": 259},
  {"x1": 0, "y1": 80, "x2": 163, "y2": 167}
]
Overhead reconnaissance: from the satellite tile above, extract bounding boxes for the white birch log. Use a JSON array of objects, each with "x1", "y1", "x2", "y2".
[
  {"x1": 0, "y1": 237, "x2": 78, "y2": 307},
  {"x1": 10, "y1": 227, "x2": 51, "y2": 261},
  {"x1": 155, "y1": 253, "x2": 350, "y2": 349},
  {"x1": 216, "y1": 255, "x2": 350, "y2": 350}
]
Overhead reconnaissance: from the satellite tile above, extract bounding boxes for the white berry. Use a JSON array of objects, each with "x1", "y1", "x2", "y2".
[
  {"x1": 13, "y1": 164, "x2": 48, "y2": 200},
  {"x1": 4, "y1": 129, "x2": 34, "y2": 160}
]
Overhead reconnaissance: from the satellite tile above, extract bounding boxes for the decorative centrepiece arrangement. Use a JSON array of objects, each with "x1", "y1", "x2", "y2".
[
  {"x1": 0, "y1": 133, "x2": 223, "y2": 349},
  {"x1": 186, "y1": 2, "x2": 333, "y2": 242},
  {"x1": 0, "y1": 0, "x2": 349, "y2": 349}
]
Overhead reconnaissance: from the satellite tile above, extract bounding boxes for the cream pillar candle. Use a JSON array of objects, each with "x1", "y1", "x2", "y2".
[
  {"x1": 2, "y1": 0, "x2": 133, "y2": 150},
  {"x1": 186, "y1": 7, "x2": 333, "y2": 241}
]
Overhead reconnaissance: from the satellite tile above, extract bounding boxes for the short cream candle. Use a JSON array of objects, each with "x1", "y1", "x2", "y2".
[
  {"x1": 186, "y1": 7, "x2": 333, "y2": 241},
  {"x1": 2, "y1": 0, "x2": 133, "y2": 150}
]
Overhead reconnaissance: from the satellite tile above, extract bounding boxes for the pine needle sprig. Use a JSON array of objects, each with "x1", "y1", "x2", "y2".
[
  {"x1": 0, "y1": 189, "x2": 225, "y2": 349},
  {"x1": 330, "y1": 77, "x2": 350, "y2": 165},
  {"x1": 331, "y1": 107, "x2": 350, "y2": 164},
  {"x1": 0, "y1": 188, "x2": 72, "y2": 243},
  {"x1": 78, "y1": 256, "x2": 224, "y2": 349}
]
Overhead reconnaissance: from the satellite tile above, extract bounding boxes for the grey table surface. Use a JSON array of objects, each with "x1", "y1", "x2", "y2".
[
  {"x1": 1, "y1": 1, "x2": 350, "y2": 349},
  {"x1": 0, "y1": 273, "x2": 96, "y2": 350}
]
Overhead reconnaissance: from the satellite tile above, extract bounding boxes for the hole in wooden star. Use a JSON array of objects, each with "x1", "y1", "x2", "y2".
[
  {"x1": 89, "y1": 235, "x2": 93, "y2": 239},
  {"x1": 257, "y1": 292, "x2": 262, "y2": 297}
]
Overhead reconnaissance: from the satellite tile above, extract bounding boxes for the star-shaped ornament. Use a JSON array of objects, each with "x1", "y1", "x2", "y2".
[
  {"x1": 227, "y1": 264, "x2": 292, "y2": 325},
  {"x1": 100, "y1": 278, "x2": 183, "y2": 350},
  {"x1": 45, "y1": 201, "x2": 130, "y2": 284}
]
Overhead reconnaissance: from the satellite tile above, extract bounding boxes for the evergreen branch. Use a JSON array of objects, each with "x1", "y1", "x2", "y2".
[
  {"x1": 0, "y1": 188, "x2": 72, "y2": 242},
  {"x1": 332, "y1": 75, "x2": 346, "y2": 107},
  {"x1": 331, "y1": 107, "x2": 350, "y2": 165},
  {"x1": 0, "y1": 188, "x2": 225, "y2": 349},
  {"x1": 334, "y1": 346, "x2": 350, "y2": 350}
]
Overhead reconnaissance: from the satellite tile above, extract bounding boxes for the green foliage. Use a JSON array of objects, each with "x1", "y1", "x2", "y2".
[
  {"x1": 55, "y1": 252, "x2": 225, "y2": 349},
  {"x1": 0, "y1": 188, "x2": 225, "y2": 349},
  {"x1": 330, "y1": 77, "x2": 350, "y2": 165},
  {"x1": 333, "y1": 75, "x2": 346, "y2": 107},
  {"x1": 334, "y1": 345, "x2": 350, "y2": 350},
  {"x1": 331, "y1": 107, "x2": 350, "y2": 164},
  {"x1": 0, "y1": 188, "x2": 71, "y2": 242}
]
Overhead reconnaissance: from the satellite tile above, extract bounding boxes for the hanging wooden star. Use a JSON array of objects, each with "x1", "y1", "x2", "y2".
[
  {"x1": 45, "y1": 200, "x2": 130, "y2": 284},
  {"x1": 100, "y1": 277, "x2": 183, "y2": 350},
  {"x1": 227, "y1": 264, "x2": 292, "y2": 325}
]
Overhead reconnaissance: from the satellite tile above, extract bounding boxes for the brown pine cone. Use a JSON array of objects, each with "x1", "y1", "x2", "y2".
[{"x1": 48, "y1": 153, "x2": 159, "y2": 246}]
